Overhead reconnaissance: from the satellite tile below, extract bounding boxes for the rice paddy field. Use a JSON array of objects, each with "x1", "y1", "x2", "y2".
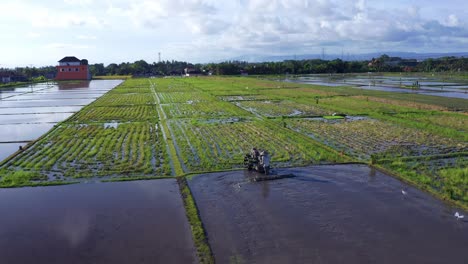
[
  {"x1": 1, "y1": 76, "x2": 466, "y2": 205},
  {"x1": 0, "y1": 76, "x2": 467, "y2": 263}
]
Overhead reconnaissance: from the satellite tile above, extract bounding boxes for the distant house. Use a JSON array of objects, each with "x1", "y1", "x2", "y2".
[
  {"x1": 0, "y1": 71, "x2": 27, "y2": 83},
  {"x1": 184, "y1": 67, "x2": 202, "y2": 77},
  {"x1": 55, "y1": 56, "x2": 91, "y2": 80},
  {"x1": 368, "y1": 56, "x2": 418, "y2": 68}
]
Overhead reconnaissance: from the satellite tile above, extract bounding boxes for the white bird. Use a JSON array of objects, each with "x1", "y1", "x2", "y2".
[
  {"x1": 454, "y1": 212, "x2": 465, "y2": 219},
  {"x1": 401, "y1": 190, "x2": 407, "y2": 195}
]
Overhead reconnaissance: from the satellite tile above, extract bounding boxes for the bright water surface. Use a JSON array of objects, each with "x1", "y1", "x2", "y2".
[
  {"x1": 0, "y1": 80, "x2": 122, "y2": 161},
  {"x1": 287, "y1": 74, "x2": 468, "y2": 99}
]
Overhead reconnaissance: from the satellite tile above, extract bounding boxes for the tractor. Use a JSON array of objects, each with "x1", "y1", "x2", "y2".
[{"x1": 244, "y1": 148, "x2": 270, "y2": 175}]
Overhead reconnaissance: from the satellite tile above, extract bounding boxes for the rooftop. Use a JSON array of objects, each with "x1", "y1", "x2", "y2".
[{"x1": 58, "y1": 56, "x2": 81, "y2": 63}]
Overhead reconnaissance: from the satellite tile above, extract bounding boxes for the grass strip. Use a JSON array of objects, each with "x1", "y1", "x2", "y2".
[
  {"x1": 0, "y1": 181, "x2": 79, "y2": 188},
  {"x1": 177, "y1": 176, "x2": 214, "y2": 264},
  {"x1": 371, "y1": 164, "x2": 468, "y2": 211}
]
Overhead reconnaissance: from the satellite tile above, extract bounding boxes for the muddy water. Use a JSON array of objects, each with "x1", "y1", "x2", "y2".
[
  {"x1": 0, "y1": 179, "x2": 196, "y2": 264},
  {"x1": 189, "y1": 165, "x2": 468, "y2": 264}
]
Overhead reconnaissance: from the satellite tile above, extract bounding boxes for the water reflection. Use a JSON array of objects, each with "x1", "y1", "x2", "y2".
[
  {"x1": 57, "y1": 81, "x2": 90, "y2": 90},
  {"x1": 0, "y1": 123, "x2": 55, "y2": 142},
  {"x1": 58, "y1": 209, "x2": 91, "y2": 248},
  {"x1": 287, "y1": 74, "x2": 468, "y2": 99},
  {"x1": 0, "y1": 143, "x2": 23, "y2": 161},
  {"x1": 0, "y1": 180, "x2": 196, "y2": 264}
]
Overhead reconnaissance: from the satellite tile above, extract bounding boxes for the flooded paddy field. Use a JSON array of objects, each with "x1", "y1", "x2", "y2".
[
  {"x1": 288, "y1": 74, "x2": 468, "y2": 99},
  {"x1": 0, "y1": 179, "x2": 196, "y2": 264},
  {"x1": 0, "y1": 80, "x2": 122, "y2": 162},
  {"x1": 0, "y1": 112, "x2": 74, "y2": 124},
  {"x1": 0, "y1": 106, "x2": 83, "y2": 114},
  {"x1": 189, "y1": 164, "x2": 468, "y2": 264},
  {"x1": 0, "y1": 143, "x2": 23, "y2": 161},
  {"x1": 0, "y1": 76, "x2": 466, "y2": 263},
  {"x1": 0, "y1": 123, "x2": 56, "y2": 142}
]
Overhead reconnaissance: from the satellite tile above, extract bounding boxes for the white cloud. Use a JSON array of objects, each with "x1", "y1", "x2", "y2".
[
  {"x1": 179, "y1": 0, "x2": 468, "y2": 58},
  {"x1": 64, "y1": 0, "x2": 93, "y2": 5},
  {"x1": 31, "y1": 9, "x2": 105, "y2": 28},
  {"x1": 107, "y1": 0, "x2": 217, "y2": 29},
  {"x1": 77, "y1": 35, "x2": 97, "y2": 40},
  {"x1": 444, "y1": 14, "x2": 460, "y2": 27},
  {"x1": 2, "y1": 0, "x2": 468, "y2": 66},
  {"x1": 45, "y1": 43, "x2": 93, "y2": 50},
  {"x1": 27, "y1": 32, "x2": 41, "y2": 38}
]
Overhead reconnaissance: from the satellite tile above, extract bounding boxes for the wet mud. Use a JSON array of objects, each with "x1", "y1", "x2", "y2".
[
  {"x1": 189, "y1": 164, "x2": 468, "y2": 264},
  {"x1": 0, "y1": 179, "x2": 197, "y2": 264}
]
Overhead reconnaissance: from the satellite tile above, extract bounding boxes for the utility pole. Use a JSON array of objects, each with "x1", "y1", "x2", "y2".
[
  {"x1": 158, "y1": 52, "x2": 161, "y2": 63},
  {"x1": 321, "y1": 48, "x2": 325, "y2": 60}
]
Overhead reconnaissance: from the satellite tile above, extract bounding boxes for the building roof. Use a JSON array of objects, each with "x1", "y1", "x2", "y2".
[{"x1": 58, "y1": 56, "x2": 81, "y2": 63}]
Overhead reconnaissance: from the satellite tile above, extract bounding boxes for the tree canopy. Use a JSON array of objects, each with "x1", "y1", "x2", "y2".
[{"x1": 2, "y1": 55, "x2": 468, "y2": 80}]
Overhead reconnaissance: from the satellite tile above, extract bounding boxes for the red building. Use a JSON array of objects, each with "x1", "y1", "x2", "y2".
[{"x1": 55, "y1": 56, "x2": 91, "y2": 80}]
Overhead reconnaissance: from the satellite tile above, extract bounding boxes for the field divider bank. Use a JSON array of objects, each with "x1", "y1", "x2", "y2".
[
  {"x1": 150, "y1": 80, "x2": 185, "y2": 176},
  {"x1": 177, "y1": 176, "x2": 215, "y2": 264},
  {"x1": 370, "y1": 163, "x2": 468, "y2": 211}
]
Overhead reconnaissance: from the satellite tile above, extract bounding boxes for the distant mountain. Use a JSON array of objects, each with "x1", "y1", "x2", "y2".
[{"x1": 229, "y1": 52, "x2": 468, "y2": 62}]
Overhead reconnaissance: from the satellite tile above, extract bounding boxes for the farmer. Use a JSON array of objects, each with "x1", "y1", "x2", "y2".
[
  {"x1": 251, "y1": 147, "x2": 260, "y2": 161},
  {"x1": 260, "y1": 150, "x2": 270, "y2": 167}
]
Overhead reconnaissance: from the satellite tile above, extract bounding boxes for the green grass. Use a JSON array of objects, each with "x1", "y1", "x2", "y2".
[
  {"x1": 376, "y1": 156, "x2": 468, "y2": 210},
  {"x1": 0, "y1": 169, "x2": 79, "y2": 188},
  {"x1": 177, "y1": 177, "x2": 214, "y2": 264},
  {"x1": 323, "y1": 115, "x2": 345, "y2": 120}
]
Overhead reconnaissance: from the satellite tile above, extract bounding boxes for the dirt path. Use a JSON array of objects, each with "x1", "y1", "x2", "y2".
[{"x1": 189, "y1": 164, "x2": 468, "y2": 264}]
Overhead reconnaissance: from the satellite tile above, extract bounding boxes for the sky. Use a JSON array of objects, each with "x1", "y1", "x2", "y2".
[{"x1": 1, "y1": 0, "x2": 468, "y2": 67}]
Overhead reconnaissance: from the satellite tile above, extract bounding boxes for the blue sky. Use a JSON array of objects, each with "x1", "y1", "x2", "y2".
[{"x1": 1, "y1": 0, "x2": 467, "y2": 67}]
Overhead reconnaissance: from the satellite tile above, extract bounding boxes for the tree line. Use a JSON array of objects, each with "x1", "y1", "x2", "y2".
[
  {"x1": 2, "y1": 55, "x2": 468, "y2": 79},
  {"x1": 87, "y1": 55, "x2": 468, "y2": 76}
]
